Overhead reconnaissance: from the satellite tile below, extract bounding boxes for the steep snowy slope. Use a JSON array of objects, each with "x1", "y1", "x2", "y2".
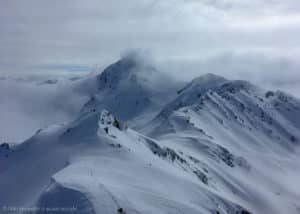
[
  {"x1": 142, "y1": 74, "x2": 300, "y2": 214},
  {"x1": 0, "y1": 109, "x2": 252, "y2": 214},
  {"x1": 145, "y1": 74, "x2": 300, "y2": 149}
]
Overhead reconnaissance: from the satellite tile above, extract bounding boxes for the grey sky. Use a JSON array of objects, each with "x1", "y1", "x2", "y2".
[{"x1": 0, "y1": 0, "x2": 300, "y2": 95}]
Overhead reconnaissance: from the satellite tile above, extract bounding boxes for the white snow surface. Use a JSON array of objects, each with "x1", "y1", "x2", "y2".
[{"x1": 1, "y1": 58, "x2": 300, "y2": 214}]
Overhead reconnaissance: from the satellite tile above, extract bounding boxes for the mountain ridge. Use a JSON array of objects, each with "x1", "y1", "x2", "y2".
[{"x1": 1, "y1": 58, "x2": 300, "y2": 214}]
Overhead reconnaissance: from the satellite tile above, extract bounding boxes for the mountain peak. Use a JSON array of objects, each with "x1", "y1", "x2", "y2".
[
  {"x1": 97, "y1": 54, "x2": 157, "y2": 91},
  {"x1": 177, "y1": 73, "x2": 227, "y2": 95},
  {"x1": 81, "y1": 56, "x2": 179, "y2": 121},
  {"x1": 194, "y1": 73, "x2": 227, "y2": 82},
  {"x1": 153, "y1": 73, "x2": 265, "y2": 123}
]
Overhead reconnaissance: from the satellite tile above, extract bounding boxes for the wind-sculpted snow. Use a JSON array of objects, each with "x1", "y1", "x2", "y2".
[{"x1": 1, "y1": 60, "x2": 300, "y2": 214}]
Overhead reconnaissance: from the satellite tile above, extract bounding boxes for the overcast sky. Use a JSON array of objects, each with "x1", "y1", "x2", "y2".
[{"x1": 1, "y1": 0, "x2": 300, "y2": 94}]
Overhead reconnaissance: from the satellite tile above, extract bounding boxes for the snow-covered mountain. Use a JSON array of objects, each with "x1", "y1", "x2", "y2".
[
  {"x1": 81, "y1": 55, "x2": 180, "y2": 122},
  {"x1": 1, "y1": 58, "x2": 300, "y2": 214},
  {"x1": 141, "y1": 73, "x2": 300, "y2": 213}
]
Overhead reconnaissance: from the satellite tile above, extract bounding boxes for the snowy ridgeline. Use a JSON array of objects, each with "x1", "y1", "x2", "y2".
[{"x1": 1, "y1": 57, "x2": 300, "y2": 214}]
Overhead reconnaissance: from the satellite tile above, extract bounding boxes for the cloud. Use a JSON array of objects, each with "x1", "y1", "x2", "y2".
[
  {"x1": 0, "y1": 75, "x2": 95, "y2": 143},
  {"x1": 1, "y1": 0, "x2": 300, "y2": 73},
  {"x1": 0, "y1": 0, "x2": 299, "y2": 141},
  {"x1": 157, "y1": 51, "x2": 300, "y2": 98}
]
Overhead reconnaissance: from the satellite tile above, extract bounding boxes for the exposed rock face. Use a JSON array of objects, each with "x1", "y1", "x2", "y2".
[
  {"x1": 0, "y1": 142, "x2": 10, "y2": 158},
  {"x1": 99, "y1": 109, "x2": 126, "y2": 131},
  {"x1": 0, "y1": 142, "x2": 9, "y2": 150}
]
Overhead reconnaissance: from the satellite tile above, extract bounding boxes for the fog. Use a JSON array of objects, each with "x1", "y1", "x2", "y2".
[
  {"x1": 0, "y1": 0, "x2": 299, "y2": 142},
  {"x1": 0, "y1": 76, "x2": 96, "y2": 143}
]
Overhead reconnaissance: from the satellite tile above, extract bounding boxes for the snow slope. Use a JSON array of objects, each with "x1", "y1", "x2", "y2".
[
  {"x1": 1, "y1": 59, "x2": 300, "y2": 214},
  {"x1": 142, "y1": 74, "x2": 300, "y2": 214},
  {"x1": 0, "y1": 109, "x2": 250, "y2": 214}
]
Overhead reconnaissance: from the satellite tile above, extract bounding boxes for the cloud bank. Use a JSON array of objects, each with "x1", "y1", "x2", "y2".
[
  {"x1": 0, "y1": 76, "x2": 96, "y2": 143},
  {"x1": 1, "y1": 0, "x2": 300, "y2": 72}
]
